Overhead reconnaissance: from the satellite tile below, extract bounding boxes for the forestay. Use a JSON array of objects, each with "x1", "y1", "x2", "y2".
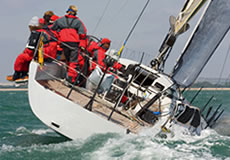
[{"x1": 172, "y1": 0, "x2": 230, "y2": 87}]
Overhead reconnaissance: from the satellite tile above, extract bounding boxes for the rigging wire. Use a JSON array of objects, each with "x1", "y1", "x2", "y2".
[
  {"x1": 107, "y1": 0, "x2": 130, "y2": 24},
  {"x1": 216, "y1": 40, "x2": 230, "y2": 87},
  {"x1": 92, "y1": 0, "x2": 112, "y2": 34},
  {"x1": 116, "y1": 0, "x2": 130, "y2": 16},
  {"x1": 95, "y1": 0, "x2": 130, "y2": 35},
  {"x1": 118, "y1": 0, "x2": 151, "y2": 57}
]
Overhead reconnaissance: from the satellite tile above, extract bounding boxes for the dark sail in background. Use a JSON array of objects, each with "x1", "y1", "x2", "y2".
[{"x1": 172, "y1": 0, "x2": 230, "y2": 87}]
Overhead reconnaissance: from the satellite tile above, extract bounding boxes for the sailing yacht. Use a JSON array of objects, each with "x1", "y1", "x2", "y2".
[{"x1": 28, "y1": 0, "x2": 230, "y2": 140}]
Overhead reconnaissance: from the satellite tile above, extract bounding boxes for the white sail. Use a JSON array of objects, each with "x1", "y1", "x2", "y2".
[{"x1": 172, "y1": 0, "x2": 230, "y2": 87}]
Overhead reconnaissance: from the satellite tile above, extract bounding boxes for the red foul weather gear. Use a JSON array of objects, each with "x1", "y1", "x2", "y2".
[
  {"x1": 14, "y1": 30, "x2": 49, "y2": 74},
  {"x1": 86, "y1": 38, "x2": 110, "y2": 57},
  {"x1": 38, "y1": 25, "x2": 59, "y2": 59},
  {"x1": 101, "y1": 38, "x2": 111, "y2": 45},
  {"x1": 51, "y1": 14, "x2": 87, "y2": 83},
  {"x1": 61, "y1": 42, "x2": 85, "y2": 83},
  {"x1": 91, "y1": 46, "x2": 122, "y2": 73},
  {"x1": 43, "y1": 41, "x2": 58, "y2": 59},
  {"x1": 50, "y1": 15, "x2": 59, "y2": 23},
  {"x1": 86, "y1": 40, "x2": 99, "y2": 57},
  {"x1": 14, "y1": 48, "x2": 34, "y2": 73},
  {"x1": 51, "y1": 14, "x2": 87, "y2": 48},
  {"x1": 39, "y1": 18, "x2": 45, "y2": 25},
  {"x1": 91, "y1": 46, "x2": 107, "y2": 71},
  {"x1": 14, "y1": 30, "x2": 44, "y2": 73}
]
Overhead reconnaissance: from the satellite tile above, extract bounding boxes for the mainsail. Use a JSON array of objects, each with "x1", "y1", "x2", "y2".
[{"x1": 172, "y1": 0, "x2": 230, "y2": 87}]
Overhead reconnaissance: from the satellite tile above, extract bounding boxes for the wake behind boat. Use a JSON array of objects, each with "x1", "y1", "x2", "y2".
[{"x1": 27, "y1": 0, "x2": 230, "y2": 140}]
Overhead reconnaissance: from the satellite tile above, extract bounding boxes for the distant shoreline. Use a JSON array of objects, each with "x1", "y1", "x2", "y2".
[
  {"x1": 0, "y1": 88, "x2": 27, "y2": 91},
  {"x1": 1, "y1": 88, "x2": 230, "y2": 92},
  {"x1": 187, "y1": 88, "x2": 230, "y2": 91}
]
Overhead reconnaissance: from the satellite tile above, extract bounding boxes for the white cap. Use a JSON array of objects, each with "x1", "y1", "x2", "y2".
[{"x1": 28, "y1": 16, "x2": 39, "y2": 26}]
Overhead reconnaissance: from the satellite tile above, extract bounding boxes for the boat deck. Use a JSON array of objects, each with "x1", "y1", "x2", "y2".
[{"x1": 38, "y1": 79, "x2": 152, "y2": 133}]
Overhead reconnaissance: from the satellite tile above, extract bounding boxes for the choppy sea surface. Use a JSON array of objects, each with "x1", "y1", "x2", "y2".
[{"x1": 0, "y1": 90, "x2": 230, "y2": 160}]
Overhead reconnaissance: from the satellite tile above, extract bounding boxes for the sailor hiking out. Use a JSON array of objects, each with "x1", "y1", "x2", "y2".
[
  {"x1": 7, "y1": 16, "x2": 49, "y2": 81},
  {"x1": 7, "y1": 10, "x2": 61, "y2": 82}
]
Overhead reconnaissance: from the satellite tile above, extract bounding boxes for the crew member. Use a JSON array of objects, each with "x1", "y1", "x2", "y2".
[
  {"x1": 86, "y1": 36, "x2": 100, "y2": 57},
  {"x1": 51, "y1": 5, "x2": 87, "y2": 84},
  {"x1": 39, "y1": 11, "x2": 59, "y2": 60},
  {"x1": 7, "y1": 16, "x2": 48, "y2": 81},
  {"x1": 90, "y1": 38, "x2": 123, "y2": 72}
]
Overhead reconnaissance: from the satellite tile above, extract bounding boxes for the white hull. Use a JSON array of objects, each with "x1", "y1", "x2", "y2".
[
  {"x1": 28, "y1": 60, "x2": 207, "y2": 140},
  {"x1": 28, "y1": 61, "x2": 126, "y2": 139}
]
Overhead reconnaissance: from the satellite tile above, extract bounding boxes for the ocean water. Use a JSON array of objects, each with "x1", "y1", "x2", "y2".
[{"x1": 0, "y1": 90, "x2": 230, "y2": 160}]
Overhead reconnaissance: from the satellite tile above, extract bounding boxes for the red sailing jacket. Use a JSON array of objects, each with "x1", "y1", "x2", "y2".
[
  {"x1": 51, "y1": 15, "x2": 87, "y2": 48},
  {"x1": 87, "y1": 40, "x2": 99, "y2": 57},
  {"x1": 37, "y1": 25, "x2": 59, "y2": 59}
]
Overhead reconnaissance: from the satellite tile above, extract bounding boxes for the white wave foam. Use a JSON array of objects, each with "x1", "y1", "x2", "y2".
[
  {"x1": 15, "y1": 126, "x2": 30, "y2": 136},
  {"x1": 0, "y1": 144, "x2": 15, "y2": 152},
  {"x1": 14, "y1": 126, "x2": 54, "y2": 136},
  {"x1": 31, "y1": 129, "x2": 54, "y2": 135},
  {"x1": 0, "y1": 139, "x2": 82, "y2": 156},
  {"x1": 2, "y1": 126, "x2": 229, "y2": 159},
  {"x1": 88, "y1": 128, "x2": 225, "y2": 160}
]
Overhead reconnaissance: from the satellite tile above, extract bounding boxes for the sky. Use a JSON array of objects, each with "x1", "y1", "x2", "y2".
[{"x1": 0, "y1": 0, "x2": 230, "y2": 83}]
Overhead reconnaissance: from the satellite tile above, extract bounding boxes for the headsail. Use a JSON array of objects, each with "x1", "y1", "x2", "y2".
[{"x1": 172, "y1": 0, "x2": 230, "y2": 87}]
